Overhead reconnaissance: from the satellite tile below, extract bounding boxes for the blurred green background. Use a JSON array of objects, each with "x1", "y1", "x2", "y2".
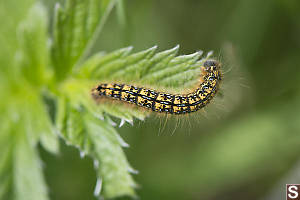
[{"x1": 40, "y1": 0, "x2": 300, "y2": 199}]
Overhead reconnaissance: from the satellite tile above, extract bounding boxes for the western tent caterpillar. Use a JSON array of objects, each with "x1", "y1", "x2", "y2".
[{"x1": 91, "y1": 60, "x2": 222, "y2": 115}]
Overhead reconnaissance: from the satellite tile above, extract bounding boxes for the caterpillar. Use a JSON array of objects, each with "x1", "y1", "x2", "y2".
[{"x1": 91, "y1": 60, "x2": 222, "y2": 115}]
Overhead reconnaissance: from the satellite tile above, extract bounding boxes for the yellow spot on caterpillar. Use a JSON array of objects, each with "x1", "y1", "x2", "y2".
[
  {"x1": 122, "y1": 85, "x2": 131, "y2": 90},
  {"x1": 105, "y1": 88, "x2": 113, "y2": 96}
]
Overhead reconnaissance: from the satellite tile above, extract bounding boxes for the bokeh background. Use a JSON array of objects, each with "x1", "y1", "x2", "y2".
[{"x1": 40, "y1": 0, "x2": 300, "y2": 199}]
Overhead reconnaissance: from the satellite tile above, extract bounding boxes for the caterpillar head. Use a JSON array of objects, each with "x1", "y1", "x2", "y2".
[
  {"x1": 202, "y1": 60, "x2": 222, "y2": 81},
  {"x1": 203, "y1": 60, "x2": 221, "y2": 72}
]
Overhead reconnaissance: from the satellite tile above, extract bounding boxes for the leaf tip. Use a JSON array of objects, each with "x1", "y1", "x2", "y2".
[
  {"x1": 80, "y1": 151, "x2": 86, "y2": 158},
  {"x1": 173, "y1": 44, "x2": 180, "y2": 51},
  {"x1": 196, "y1": 50, "x2": 204, "y2": 57},
  {"x1": 128, "y1": 167, "x2": 139, "y2": 174},
  {"x1": 207, "y1": 50, "x2": 214, "y2": 58},
  {"x1": 125, "y1": 46, "x2": 134, "y2": 52},
  {"x1": 119, "y1": 119, "x2": 125, "y2": 127},
  {"x1": 93, "y1": 178, "x2": 103, "y2": 197},
  {"x1": 149, "y1": 45, "x2": 158, "y2": 51},
  {"x1": 116, "y1": 134, "x2": 130, "y2": 148}
]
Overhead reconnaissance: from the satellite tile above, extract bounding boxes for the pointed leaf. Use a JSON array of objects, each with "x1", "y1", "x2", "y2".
[
  {"x1": 51, "y1": 0, "x2": 117, "y2": 81},
  {"x1": 77, "y1": 46, "x2": 212, "y2": 92},
  {"x1": 56, "y1": 101, "x2": 136, "y2": 198},
  {"x1": 14, "y1": 127, "x2": 49, "y2": 200},
  {"x1": 17, "y1": 3, "x2": 49, "y2": 85},
  {"x1": 0, "y1": 0, "x2": 35, "y2": 77}
]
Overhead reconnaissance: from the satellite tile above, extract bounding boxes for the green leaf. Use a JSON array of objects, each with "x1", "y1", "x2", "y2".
[
  {"x1": 17, "y1": 3, "x2": 49, "y2": 85},
  {"x1": 33, "y1": 99, "x2": 60, "y2": 154},
  {"x1": 86, "y1": 115, "x2": 136, "y2": 198},
  {"x1": 0, "y1": 119, "x2": 13, "y2": 200},
  {"x1": 77, "y1": 46, "x2": 211, "y2": 90},
  {"x1": 78, "y1": 46, "x2": 133, "y2": 79},
  {"x1": 20, "y1": 86, "x2": 60, "y2": 154},
  {"x1": 56, "y1": 46, "x2": 213, "y2": 198},
  {"x1": 14, "y1": 126, "x2": 49, "y2": 200},
  {"x1": 56, "y1": 100, "x2": 136, "y2": 198},
  {"x1": 0, "y1": 103, "x2": 50, "y2": 200},
  {"x1": 93, "y1": 46, "x2": 156, "y2": 80},
  {"x1": 51, "y1": 0, "x2": 117, "y2": 81},
  {"x1": 0, "y1": 0, "x2": 35, "y2": 77}
]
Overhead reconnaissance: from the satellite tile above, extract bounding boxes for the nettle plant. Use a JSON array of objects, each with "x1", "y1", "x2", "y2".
[{"x1": 0, "y1": 0, "x2": 211, "y2": 199}]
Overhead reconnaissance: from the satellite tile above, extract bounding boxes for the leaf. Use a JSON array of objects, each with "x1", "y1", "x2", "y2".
[
  {"x1": 0, "y1": 0, "x2": 35, "y2": 77},
  {"x1": 0, "y1": 118, "x2": 13, "y2": 200},
  {"x1": 0, "y1": 104, "x2": 50, "y2": 200},
  {"x1": 17, "y1": 3, "x2": 49, "y2": 85},
  {"x1": 56, "y1": 99, "x2": 136, "y2": 198},
  {"x1": 77, "y1": 46, "x2": 211, "y2": 90},
  {"x1": 78, "y1": 46, "x2": 133, "y2": 79},
  {"x1": 91, "y1": 46, "x2": 155, "y2": 79},
  {"x1": 0, "y1": 77, "x2": 59, "y2": 199},
  {"x1": 14, "y1": 126, "x2": 49, "y2": 200},
  {"x1": 86, "y1": 115, "x2": 136, "y2": 198},
  {"x1": 32, "y1": 97, "x2": 59, "y2": 154},
  {"x1": 51, "y1": 0, "x2": 117, "y2": 81}
]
